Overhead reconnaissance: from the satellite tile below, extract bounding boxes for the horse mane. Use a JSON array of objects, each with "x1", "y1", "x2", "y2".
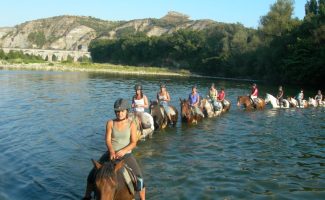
[{"x1": 96, "y1": 161, "x2": 116, "y2": 180}]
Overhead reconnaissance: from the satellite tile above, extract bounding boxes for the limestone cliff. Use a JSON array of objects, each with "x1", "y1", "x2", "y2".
[{"x1": 0, "y1": 12, "x2": 218, "y2": 51}]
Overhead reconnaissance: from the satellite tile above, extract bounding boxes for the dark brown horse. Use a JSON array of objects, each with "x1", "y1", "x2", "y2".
[
  {"x1": 237, "y1": 96, "x2": 265, "y2": 110},
  {"x1": 150, "y1": 100, "x2": 178, "y2": 129},
  {"x1": 180, "y1": 98, "x2": 203, "y2": 124},
  {"x1": 91, "y1": 159, "x2": 134, "y2": 200}
]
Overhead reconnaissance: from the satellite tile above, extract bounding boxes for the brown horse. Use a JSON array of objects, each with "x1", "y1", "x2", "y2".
[
  {"x1": 180, "y1": 98, "x2": 203, "y2": 124},
  {"x1": 150, "y1": 100, "x2": 178, "y2": 129},
  {"x1": 237, "y1": 96, "x2": 265, "y2": 110},
  {"x1": 91, "y1": 159, "x2": 134, "y2": 200}
]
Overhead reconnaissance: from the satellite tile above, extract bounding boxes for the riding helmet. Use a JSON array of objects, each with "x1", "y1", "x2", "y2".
[
  {"x1": 135, "y1": 84, "x2": 142, "y2": 90},
  {"x1": 114, "y1": 98, "x2": 129, "y2": 111}
]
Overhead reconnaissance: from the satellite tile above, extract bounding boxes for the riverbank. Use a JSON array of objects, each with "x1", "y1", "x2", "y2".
[
  {"x1": 0, "y1": 61, "x2": 260, "y2": 82},
  {"x1": 0, "y1": 61, "x2": 191, "y2": 77}
]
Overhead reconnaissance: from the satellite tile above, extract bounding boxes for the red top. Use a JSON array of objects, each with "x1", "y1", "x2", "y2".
[
  {"x1": 218, "y1": 91, "x2": 225, "y2": 100},
  {"x1": 251, "y1": 87, "x2": 258, "y2": 96}
]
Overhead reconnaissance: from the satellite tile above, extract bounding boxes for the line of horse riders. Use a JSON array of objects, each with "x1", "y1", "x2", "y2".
[{"x1": 82, "y1": 83, "x2": 324, "y2": 200}]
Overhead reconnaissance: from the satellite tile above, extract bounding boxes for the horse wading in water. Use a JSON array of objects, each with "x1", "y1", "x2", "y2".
[
  {"x1": 90, "y1": 159, "x2": 135, "y2": 200},
  {"x1": 200, "y1": 98, "x2": 230, "y2": 117},
  {"x1": 237, "y1": 96, "x2": 265, "y2": 110},
  {"x1": 265, "y1": 93, "x2": 290, "y2": 108},
  {"x1": 150, "y1": 100, "x2": 178, "y2": 129},
  {"x1": 180, "y1": 98, "x2": 203, "y2": 124}
]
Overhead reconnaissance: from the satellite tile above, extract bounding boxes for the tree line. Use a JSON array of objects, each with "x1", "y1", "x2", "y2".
[{"x1": 89, "y1": 0, "x2": 324, "y2": 87}]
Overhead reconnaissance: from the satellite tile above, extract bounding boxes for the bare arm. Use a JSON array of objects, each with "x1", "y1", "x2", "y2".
[
  {"x1": 143, "y1": 95, "x2": 149, "y2": 109},
  {"x1": 105, "y1": 120, "x2": 115, "y2": 160},
  {"x1": 166, "y1": 92, "x2": 171, "y2": 102},
  {"x1": 115, "y1": 121, "x2": 137, "y2": 159}
]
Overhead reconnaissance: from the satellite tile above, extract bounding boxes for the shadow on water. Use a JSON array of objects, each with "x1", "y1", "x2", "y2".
[{"x1": 0, "y1": 70, "x2": 324, "y2": 199}]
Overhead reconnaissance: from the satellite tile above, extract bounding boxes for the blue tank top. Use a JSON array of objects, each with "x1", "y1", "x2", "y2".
[{"x1": 189, "y1": 93, "x2": 199, "y2": 105}]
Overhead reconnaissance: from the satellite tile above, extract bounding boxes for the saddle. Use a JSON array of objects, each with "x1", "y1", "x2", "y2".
[{"x1": 121, "y1": 164, "x2": 141, "y2": 195}]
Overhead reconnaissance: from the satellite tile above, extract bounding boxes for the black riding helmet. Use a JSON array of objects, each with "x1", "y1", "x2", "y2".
[
  {"x1": 114, "y1": 98, "x2": 129, "y2": 111},
  {"x1": 134, "y1": 84, "x2": 142, "y2": 90}
]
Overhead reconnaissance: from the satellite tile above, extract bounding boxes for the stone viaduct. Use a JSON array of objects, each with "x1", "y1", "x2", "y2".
[{"x1": 1, "y1": 47, "x2": 91, "y2": 62}]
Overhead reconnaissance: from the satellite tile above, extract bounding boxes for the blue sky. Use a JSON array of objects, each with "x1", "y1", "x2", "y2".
[{"x1": 1, "y1": 0, "x2": 307, "y2": 28}]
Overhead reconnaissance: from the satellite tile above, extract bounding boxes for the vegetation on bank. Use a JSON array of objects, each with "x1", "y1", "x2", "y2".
[
  {"x1": 89, "y1": 0, "x2": 324, "y2": 86},
  {"x1": 0, "y1": 49, "x2": 45, "y2": 64}
]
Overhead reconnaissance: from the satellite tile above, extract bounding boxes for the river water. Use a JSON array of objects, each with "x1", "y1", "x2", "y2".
[{"x1": 0, "y1": 70, "x2": 324, "y2": 200}]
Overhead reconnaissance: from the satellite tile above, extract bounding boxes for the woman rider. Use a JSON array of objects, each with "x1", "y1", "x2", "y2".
[
  {"x1": 83, "y1": 98, "x2": 146, "y2": 200},
  {"x1": 276, "y1": 86, "x2": 284, "y2": 107},
  {"x1": 296, "y1": 89, "x2": 304, "y2": 107},
  {"x1": 218, "y1": 88, "x2": 226, "y2": 106},
  {"x1": 188, "y1": 85, "x2": 204, "y2": 117},
  {"x1": 132, "y1": 84, "x2": 149, "y2": 113},
  {"x1": 208, "y1": 83, "x2": 218, "y2": 104},
  {"x1": 250, "y1": 83, "x2": 259, "y2": 107},
  {"x1": 315, "y1": 90, "x2": 323, "y2": 106},
  {"x1": 157, "y1": 84, "x2": 172, "y2": 124}
]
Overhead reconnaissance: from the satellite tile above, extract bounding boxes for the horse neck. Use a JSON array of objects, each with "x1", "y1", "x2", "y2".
[{"x1": 267, "y1": 95, "x2": 277, "y2": 106}]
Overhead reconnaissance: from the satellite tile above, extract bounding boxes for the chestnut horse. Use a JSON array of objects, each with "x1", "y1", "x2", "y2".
[
  {"x1": 180, "y1": 98, "x2": 203, "y2": 124},
  {"x1": 150, "y1": 100, "x2": 178, "y2": 129},
  {"x1": 237, "y1": 96, "x2": 265, "y2": 110},
  {"x1": 91, "y1": 159, "x2": 134, "y2": 200}
]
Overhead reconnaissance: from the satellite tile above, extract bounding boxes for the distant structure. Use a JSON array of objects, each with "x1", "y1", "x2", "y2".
[{"x1": 0, "y1": 47, "x2": 91, "y2": 62}]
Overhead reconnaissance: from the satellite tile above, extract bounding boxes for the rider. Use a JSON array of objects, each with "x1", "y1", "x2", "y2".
[
  {"x1": 157, "y1": 84, "x2": 172, "y2": 124},
  {"x1": 207, "y1": 83, "x2": 218, "y2": 110},
  {"x1": 132, "y1": 84, "x2": 149, "y2": 113},
  {"x1": 276, "y1": 86, "x2": 284, "y2": 107},
  {"x1": 83, "y1": 98, "x2": 146, "y2": 200},
  {"x1": 188, "y1": 85, "x2": 204, "y2": 117},
  {"x1": 315, "y1": 90, "x2": 323, "y2": 106},
  {"x1": 218, "y1": 88, "x2": 225, "y2": 102},
  {"x1": 250, "y1": 83, "x2": 259, "y2": 107},
  {"x1": 296, "y1": 89, "x2": 304, "y2": 107}
]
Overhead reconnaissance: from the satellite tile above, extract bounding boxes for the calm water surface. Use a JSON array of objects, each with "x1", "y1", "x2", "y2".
[{"x1": 0, "y1": 70, "x2": 324, "y2": 200}]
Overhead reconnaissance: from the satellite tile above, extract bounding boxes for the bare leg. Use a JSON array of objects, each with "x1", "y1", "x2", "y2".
[{"x1": 139, "y1": 187, "x2": 146, "y2": 200}]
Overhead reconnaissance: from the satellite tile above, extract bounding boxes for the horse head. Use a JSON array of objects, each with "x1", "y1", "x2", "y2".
[
  {"x1": 150, "y1": 100, "x2": 165, "y2": 129},
  {"x1": 308, "y1": 97, "x2": 317, "y2": 107},
  {"x1": 180, "y1": 98, "x2": 191, "y2": 122},
  {"x1": 92, "y1": 159, "x2": 132, "y2": 200},
  {"x1": 237, "y1": 96, "x2": 250, "y2": 108}
]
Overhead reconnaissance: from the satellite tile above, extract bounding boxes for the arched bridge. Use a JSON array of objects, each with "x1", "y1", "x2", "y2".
[{"x1": 1, "y1": 47, "x2": 91, "y2": 62}]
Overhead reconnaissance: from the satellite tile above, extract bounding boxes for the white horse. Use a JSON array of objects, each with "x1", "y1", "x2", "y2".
[
  {"x1": 287, "y1": 97, "x2": 308, "y2": 108},
  {"x1": 265, "y1": 93, "x2": 290, "y2": 108},
  {"x1": 129, "y1": 112, "x2": 154, "y2": 140},
  {"x1": 308, "y1": 97, "x2": 317, "y2": 107},
  {"x1": 200, "y1": 98, "x2": 222, "y2": 118},
  {"x1": 309, "y1": 97, "x2": 325, "y2": 107}
]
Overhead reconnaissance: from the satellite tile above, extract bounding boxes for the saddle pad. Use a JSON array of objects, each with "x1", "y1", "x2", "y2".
[
  {"x1": 168, "y1": 106, "x2": 176, "y2": 115},
  {"x1": 121, "y1": 166, "x2": 135, "y2": 195}
]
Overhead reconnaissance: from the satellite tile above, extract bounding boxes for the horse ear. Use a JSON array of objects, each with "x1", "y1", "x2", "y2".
[
  {"x1": 92, "y1": 159, "x2": 102, "y2": 170},
  {"x1": 114, "y1": 160, "x2": 125, "y2": 172}
]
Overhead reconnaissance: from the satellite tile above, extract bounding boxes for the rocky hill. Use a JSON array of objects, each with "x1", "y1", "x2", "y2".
[{"x1": 0, "y1": 11, "x2": 220, "y2": 51}]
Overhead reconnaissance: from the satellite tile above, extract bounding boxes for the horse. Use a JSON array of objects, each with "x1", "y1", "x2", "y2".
[
  {"x1": 221, "y1": 99, "x2": 231, "y2": 112},
  {"x1": 128, "y1": 112, "x2": 154, "y2": 140},
  {"x1": 308, "y1": 97, "x2": 325, "y2": 107},
  {"x1": 287, "y1": 97, "x2": 308, "y2": 108},
  {"x1": 91, "y1": 159, "x2": 134, "y2": 200},
  {"x1": 200, "y1": 98, "x2": 222, "y2": 118},
  {"x1": 180, "y1": 98, "x2": 203, "y2": 124},
  {"x1": 237, "y1": 96, "x2": 265, "y2": 110},
  {"x1": 265, "y1": 93, "x2": 290, "y2": 108},
  {"x1": 149, "y1": 100, "x2": 178, "y2": 129},
  {"x1": 308, "y1": 97, "x2": 318, "y2": 107}
]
